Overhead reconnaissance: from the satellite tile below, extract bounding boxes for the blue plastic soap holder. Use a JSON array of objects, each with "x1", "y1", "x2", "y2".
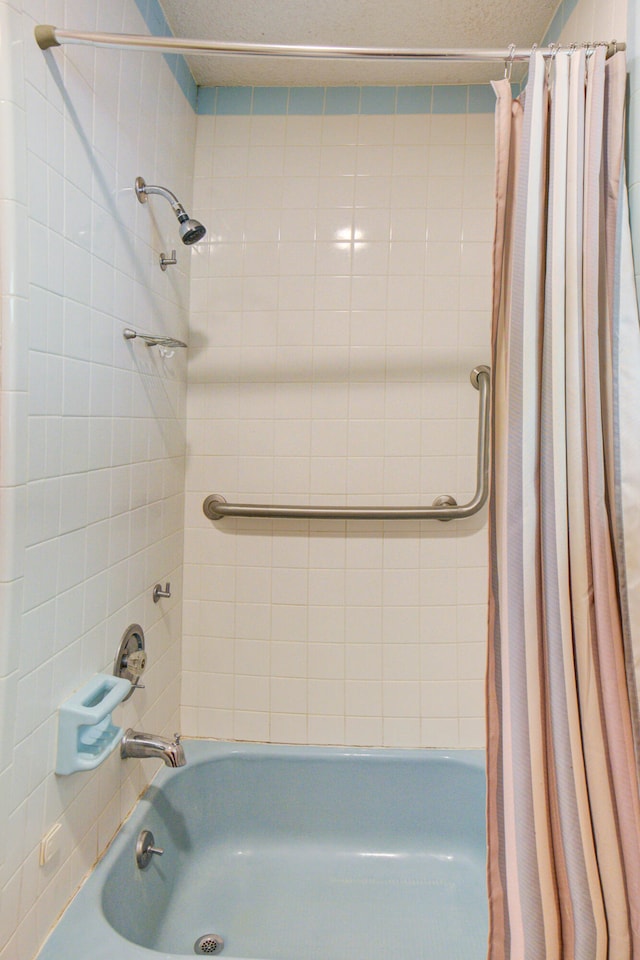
[{"x1": 56, "y1": 674, "x2": 132, "y2": 775}]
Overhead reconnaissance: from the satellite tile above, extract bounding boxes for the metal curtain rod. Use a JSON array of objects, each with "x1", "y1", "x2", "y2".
[
  {"x1": 34, "y1": 26, "x2": 624, "y2": 62},
  {"x1": 203, "y1": 365, "x2": 490, "y2": 523}
]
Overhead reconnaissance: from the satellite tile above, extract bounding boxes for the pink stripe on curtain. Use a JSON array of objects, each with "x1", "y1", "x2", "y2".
[{"x1": 487, "y1": 49, "x2": 640, "y2": 960}]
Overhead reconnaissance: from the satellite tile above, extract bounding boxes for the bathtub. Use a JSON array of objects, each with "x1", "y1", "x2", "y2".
[{"x1": 37, "y1": 741, "x2": 487, "y2": 960}]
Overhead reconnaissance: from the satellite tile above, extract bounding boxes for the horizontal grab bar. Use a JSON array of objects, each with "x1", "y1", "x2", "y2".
[{"x1": 203, "y1": 365, "x2": 490, "y2": 522}]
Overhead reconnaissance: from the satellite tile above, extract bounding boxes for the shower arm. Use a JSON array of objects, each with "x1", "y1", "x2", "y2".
[
  {"x1": 203, "y1": 365, "x2": 491, "y2": 523},
  {"x1": 34, "y1": 27, "x2": 624, "y2": 62},
  {"x1": 135, "y1": 180, "x2": 187, "y2": 220}
]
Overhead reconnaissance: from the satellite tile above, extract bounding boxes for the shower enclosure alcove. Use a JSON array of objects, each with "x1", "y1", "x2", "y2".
[{"x1": 1, "y1": 0, "x2": 634, "y2": 958}]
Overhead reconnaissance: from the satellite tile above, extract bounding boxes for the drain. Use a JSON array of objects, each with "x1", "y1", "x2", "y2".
[{"x1": 194, "y1": 934, "x2": 224, "y2": 955}]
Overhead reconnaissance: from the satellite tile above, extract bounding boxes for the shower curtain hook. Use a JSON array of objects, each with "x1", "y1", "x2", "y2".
[{"x1": 504, "y1": 42, "x2": 516, "y2": 80}]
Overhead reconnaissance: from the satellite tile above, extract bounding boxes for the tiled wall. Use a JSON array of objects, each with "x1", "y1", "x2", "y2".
[
  {"x1": 182, "y1": 105, "x2": 493, "y2": 749},
  {"x1": 0, "y1": 3, "x2": 196, "y2": 959},
  {"x1": 180, "y1": 0, "x2": 631, "y2": 756},
  {"x1": 545, "y1": 0, "x2": 628, "y2": 43}
]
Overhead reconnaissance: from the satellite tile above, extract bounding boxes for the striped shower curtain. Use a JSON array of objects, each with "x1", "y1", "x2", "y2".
[{"x1": 487, "y1": 48, "x2": 640, "y2": 959}]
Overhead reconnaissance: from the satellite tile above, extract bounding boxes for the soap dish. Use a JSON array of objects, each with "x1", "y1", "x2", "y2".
[{"x1": 56, "y1": 674, "x2": 131, "y2": 775}]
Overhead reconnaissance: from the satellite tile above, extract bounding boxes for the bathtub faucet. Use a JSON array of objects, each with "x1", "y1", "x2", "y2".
[{"x1": 120, "y1": 728, "x2": 186, "y2": 767}]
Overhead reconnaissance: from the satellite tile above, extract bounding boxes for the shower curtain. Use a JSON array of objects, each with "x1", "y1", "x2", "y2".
[{"x1": 487, "y1": 48, "x2": 640, "y2": 960}]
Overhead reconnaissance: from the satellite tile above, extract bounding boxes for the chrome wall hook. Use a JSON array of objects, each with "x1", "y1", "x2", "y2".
[
  {"x1": 159, "y1": 250, "x2": 177, "y2": 271},
  {"x1": 153, "y1": 582, "x2": 171, "y2": 602}
]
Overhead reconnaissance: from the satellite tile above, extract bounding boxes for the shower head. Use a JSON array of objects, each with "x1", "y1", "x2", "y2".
[
  {"x1": 135, "y1": 176, "x2": 207, "y2": 245},
  {"x1": 179, "y1": 217, "x2": 207, "y2": 245}
]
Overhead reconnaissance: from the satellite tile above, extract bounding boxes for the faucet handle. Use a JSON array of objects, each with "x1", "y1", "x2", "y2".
[
  {"x1": 126, "y1": 649, "x2": 147, "y2": 676},
  {"x1": 173, "y1": 732, "x2": 181, "y2": 744}
]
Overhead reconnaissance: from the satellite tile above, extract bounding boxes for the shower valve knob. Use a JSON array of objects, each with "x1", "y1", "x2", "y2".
[{"x1": 125, "y1": 648, "x2": 147, "y2": 677}]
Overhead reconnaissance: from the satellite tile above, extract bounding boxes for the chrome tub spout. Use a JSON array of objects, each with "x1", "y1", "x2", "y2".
[{"x1": 121, "y1": 728, "x2": 186, "y2": 767}]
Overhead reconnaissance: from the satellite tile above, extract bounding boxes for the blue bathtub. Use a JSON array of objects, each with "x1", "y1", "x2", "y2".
[{"x1": 38, "y1": 741, "x2": 487, "y2": 960}]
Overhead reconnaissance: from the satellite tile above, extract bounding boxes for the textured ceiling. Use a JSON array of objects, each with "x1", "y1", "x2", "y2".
[{"x1": 157, "y1": 0, "x2": 560, "y2": 86}]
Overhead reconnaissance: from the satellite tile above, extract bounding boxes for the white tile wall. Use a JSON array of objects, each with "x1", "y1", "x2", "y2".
[
  {"x1": 556, "y1": 0, "x2": 628, "y2": 43},
  {"x1": 183, "y1": 109, "x2": 493, "y2": 749},
  {"x1": 0, "y1": 3, "x2": 195, "y2": 959}
]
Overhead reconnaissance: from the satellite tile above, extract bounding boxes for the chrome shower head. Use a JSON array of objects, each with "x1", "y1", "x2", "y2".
[
  {"x1": 135, "y1": 176, "x2": 207, "y2": 245},
  {"x1": 178, "y1": 216, "x2": 207, "y2": 245}
]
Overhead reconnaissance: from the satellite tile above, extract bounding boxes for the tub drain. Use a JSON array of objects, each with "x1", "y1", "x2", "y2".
[{"x1": 194, "y1": 934, "x2": 224, "y2": 955}]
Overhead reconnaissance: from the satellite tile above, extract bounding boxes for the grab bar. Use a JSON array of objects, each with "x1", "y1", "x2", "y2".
[{"x1": 203, "y1": 365, "x2": 490, "y2": 522}]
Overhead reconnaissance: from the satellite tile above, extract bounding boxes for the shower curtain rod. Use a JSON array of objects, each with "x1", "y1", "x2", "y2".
[{"x1": 34, "y1": 25, "x2": 624, "y2": 62}]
